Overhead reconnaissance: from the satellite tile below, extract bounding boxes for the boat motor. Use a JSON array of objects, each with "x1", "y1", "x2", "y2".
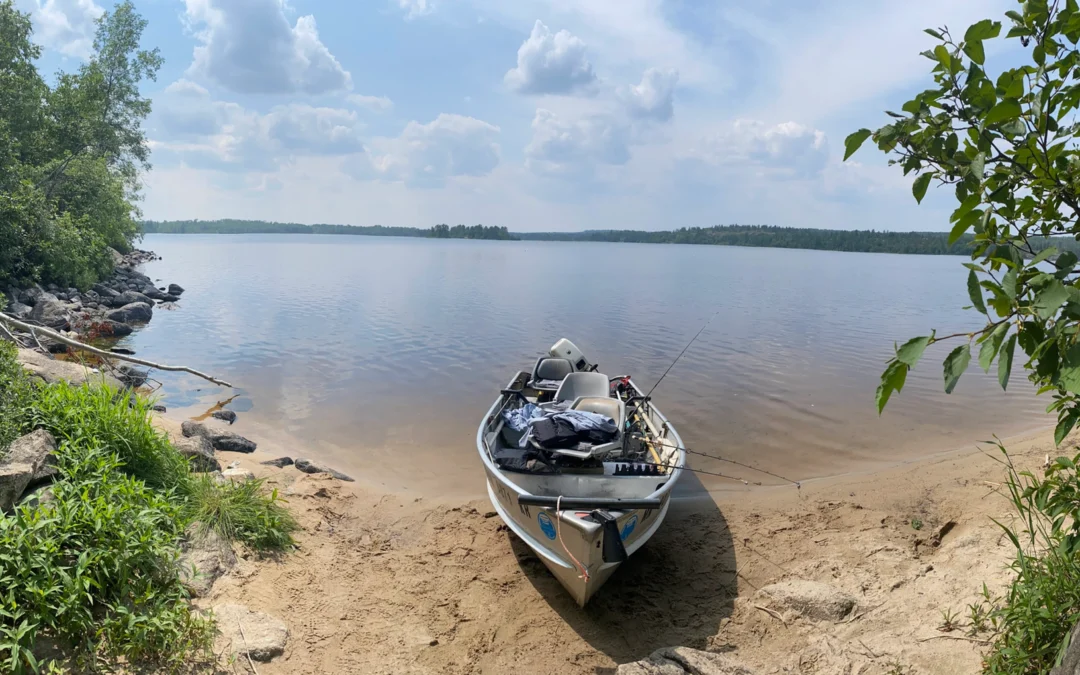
[{"x1": 549, "y1": 339, "x2": 595, "y2": 372}]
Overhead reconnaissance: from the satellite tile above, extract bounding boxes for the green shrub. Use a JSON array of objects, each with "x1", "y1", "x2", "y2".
[
  {"x1": 22, "y1": 381, "x2": 189, "y2": 490},
  {"x1": 0, "y1": 342, "x2": 35, "y2": 451},
  {"x1": 181, "y1": 473, "x2": 298, "y2": 552},
  {"x1": 0, "y1": 441, "x2": 213, "y2": 673},
  {"x1": 983, "y1": 446, "x2": 1080, "y2": 674}
]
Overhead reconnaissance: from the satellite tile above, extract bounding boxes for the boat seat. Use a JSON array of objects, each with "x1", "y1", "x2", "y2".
[
  {"x1": 554, "y1": 372, "x2": 610, "y2": 402},
  {"x1": 529, "y1": 357, "x2": 574, "y2": 391},
  {"x1": 571, "y1": 396, "x2": 626, "y2": 430}
]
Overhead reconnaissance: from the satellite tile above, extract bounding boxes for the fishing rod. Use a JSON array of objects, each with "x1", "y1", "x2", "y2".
[
  {"x1": 643, "y1": 309, "x2": 722, "y2": 400},
  {"x1": 627, "y1": 433, "x2": 801, "y2": 489}
]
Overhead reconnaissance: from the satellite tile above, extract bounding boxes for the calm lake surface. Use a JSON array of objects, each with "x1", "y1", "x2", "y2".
[{"x1": 131, "y1": 234, "x2": 1048, "y2": 496}]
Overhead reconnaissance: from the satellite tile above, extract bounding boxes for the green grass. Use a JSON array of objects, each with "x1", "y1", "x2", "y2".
[
  {"x1": 980, "y1": 444, "x2": 1080, "y2": 674},
  {"x1": 0, "y1": 341, "x2": 299, "y2": 671}
]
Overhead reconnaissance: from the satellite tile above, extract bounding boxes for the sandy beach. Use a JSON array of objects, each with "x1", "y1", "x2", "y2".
[{"x1": 153, "y1": 412, "x2": 1059, "y2": 675}]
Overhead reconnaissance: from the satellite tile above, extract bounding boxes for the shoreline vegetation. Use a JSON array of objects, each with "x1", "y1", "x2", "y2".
[{"x1": 142, "y1": 219, "x2": 1080, "y2": 256}]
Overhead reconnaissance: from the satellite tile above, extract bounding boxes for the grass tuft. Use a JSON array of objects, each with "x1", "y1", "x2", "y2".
[{"x1": 181, "y1": 473, "x2": 298, "y2": 552}]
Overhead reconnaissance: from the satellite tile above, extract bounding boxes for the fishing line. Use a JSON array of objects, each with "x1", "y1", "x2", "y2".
[
  {"x1": 636, "y1": 460, "x2": 758, "y2": 485},
  {"x1": 644, "y1": 309, "x2": 722, "y2": 400},
  {"x1": 628, "y1": 432, "x2": 801, "y2": 489}
]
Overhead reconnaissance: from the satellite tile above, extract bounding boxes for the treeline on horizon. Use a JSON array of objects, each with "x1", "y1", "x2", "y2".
[{"x1": 141, "y1": 220, "x2": 1080, "y2": 256}]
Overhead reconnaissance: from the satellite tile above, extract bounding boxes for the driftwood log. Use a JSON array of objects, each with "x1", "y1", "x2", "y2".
[{"x1": 0, "y1": 312, "x2": 232, "y2": 388}]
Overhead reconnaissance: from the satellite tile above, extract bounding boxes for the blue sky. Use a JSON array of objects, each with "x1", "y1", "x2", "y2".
[{"x1": 19, "y1": 0, "x2": 1016, "y2": 231}]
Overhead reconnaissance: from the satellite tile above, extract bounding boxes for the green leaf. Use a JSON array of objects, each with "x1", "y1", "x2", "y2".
[
  {"x1": 912, "y1": 172, "x2": 933, "y2": 204},
  {"x1": 967, "y1": 270, "x2": 987, "y2": 314},
  {"x1": 1059, "y1": 345, "x2": 1080, "y2": 394},
  {"x1": 1056, "y1": 410, "x2": 1078, "y2": 446},
  {"x1": 963, "y1": 39, "x2": 986, "y2": 65},
  {"x1": 965, "y1": 19, "x2": 1002, "y2": 41},
  {"x1": 844, "y1": 129, "x2": 872, "y2": 161},
  {"x1": 925, "y1": 28, "x2": 944, "y2": 39},
  {"x1": 876, "y1": 360, "x2": 909, "y2": 414},
  {"x1": 1032, "y1": 247, "x2": 1058, "y2": 265},
  {"x1": 985, "y1": 99, "x2": 1023, "y2": 125},
  {"x1": 1002, "y1": 267, "x2": 1018, "y2": 300},
  {"x1": 999, "y1": 334, "x2": 1016, "y2": 390},
  {"x1": 896, "y1": 335, "x2": 933, "y2": 367},
  {"x1": 970, "y1": 152, "x2": 985, "y2": 180},
  {"x1": 943, "y1": 344, "x2": 972, "y2": 394},
  {"x1": 934, "y1": 44, "x2": 952, "y2": 68},
  {"x1": 979, "y1": 323, "x2": 1008, "y2": 372},
  {"x1": 1057, "y1": 251, "x2": 1079, "y2": 273},
  {"x1": 1035, "y1": 279, "x2": 1070, "y2": 319},
  {"x1": 949, "y1": 208, "x2": 983, "y2": 244}
]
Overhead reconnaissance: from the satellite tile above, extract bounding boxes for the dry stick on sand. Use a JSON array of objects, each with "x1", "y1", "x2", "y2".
[
  {"x1": 752, "y1": 604, "x2": 788, "y2": 627},
  {"x1": 915, "y1": 634, "x2": 990, "y2": 645},
  {"x1": 237, "y1": 618, "x2": 260, "y2": 675},
  {"x1": 0, "y1": 312, "x2": 232, "y2": 387}
]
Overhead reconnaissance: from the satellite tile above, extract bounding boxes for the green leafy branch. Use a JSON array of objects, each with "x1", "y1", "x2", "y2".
[{"x1": 852, "y1": 0, "x2": 1080, "y2": 445}]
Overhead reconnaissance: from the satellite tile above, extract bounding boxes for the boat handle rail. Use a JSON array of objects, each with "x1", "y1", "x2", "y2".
[{"x1": 517, "y1": 496, "x2": 662, "y2": 509}]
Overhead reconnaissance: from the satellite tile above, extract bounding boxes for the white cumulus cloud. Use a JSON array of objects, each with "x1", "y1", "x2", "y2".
[
  {"x1": 687, "y1": 120, "x2": 828, "y2": 179},
  {"x1": 505, "y1": 20, "x2": 598, "y2": 95},
  {"x1": 397, "y1": 0, "x2": 432, "y2": 19},
  {"x1": 183, "y1": 0, "x2": 351, "y2": 95},
  {"x1": 30, "y1": 0, "x2": 103, "y2": 58},
  {"x1": 525, "y1": 109, "x2": 631, "y2": 177},
  {"x1": 347, "y1": 94, "x2": 394, "y2": 113},
  {"x1": 621, "y1": 68, "x2": 679, "y2": 122},
  {"x1": 348, "y1": 114, "x2": 501, "y2": 188}
]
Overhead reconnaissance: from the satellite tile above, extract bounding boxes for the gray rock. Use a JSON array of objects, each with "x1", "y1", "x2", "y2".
[
  {"x1": 261, "y1": 457, "x2": 294, "y2": 468},
  {"x1": 162, "y1": 294, "x2": 180, "y2": 303},
  {"x1": 7, "y1": 302, "x2": 32, "y2": 320},
  {"x1": 116, "y1": 365, "x2": 149, "y2": 388},
  {"x1": 213, "y1": 433, "x2": 257, "y2": 454},
  {"x1": 173, "y1": 435, "x2": 220, "y2": 473},
  {"x1": 24, "y1": 285, "x2": 56, "y2": 305},
  {"x1": 212, "y1": 603, "x2": 288, "y2": 662},
  {"x1": 109, "y1": 247, "x2": 124, "y2": 266},
  {"x1": 30, "y1": 300, "x2": 71, "y2": 330},
  {"x1": 16, "y1": 349, "x2": 123, "y2": 389},
  {"x1": 221, "y1": 467, "x2": 255, "y2": 482},
  {"x1": 182, "y1": 420, "x2": 209, "y2": 439},
  {"x1": 106, "y1": 302, "x2": 153, "y2": 323},
  {"x1": 294, "y1": 458, "x2": 354, "y2": 482},
  {"x1": 117, "y1": 290, "x2": 154, "y2": 307},
  {"x1": 141, "y1": 286, "x2": 168, "y2": 301},
  {"x1": 212, "y1": 410, "x2": 237, "y2": 424},
  {"x1": 1053, "y1": 620, "x2": 1080, "y2": 675},
  {"x1": 168, "y1": 283, "x2": 185, "y2": 296},
  {"x1": 152, "y1": 404, "x2": 167, "y2": 413},
  {"x1": 0, "y1": 430, "x2": 58, "y2": 512},
  {"x1": 92, "y1": 283, "x2": 119, "y2": 299},
  {"x1": 617, "y1": 648, "x2": 757, "y2": 675},
  {"x1": 754, "y1": 580, "x2": 857, "y2": 621},
  {"x1": 18, "y1": 485, "x2": 55, "y2": 510},
  {"x1": 179, "y1": 526, "x2": 236, "y2": 598},
  {"x1": 99, "y1": 320, "x2": 133, "y2": 337}
]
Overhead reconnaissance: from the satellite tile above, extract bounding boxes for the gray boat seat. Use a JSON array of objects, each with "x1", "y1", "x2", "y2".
[
  {"x1": 554, "y1": 371, "x2": 610, "y2": 402},
  {"x1": 571, "y1": 396, "x2": 626, "y2": 430},
  {"x1": 529, "y1": 357, "x2": 574, "y2": 391}
]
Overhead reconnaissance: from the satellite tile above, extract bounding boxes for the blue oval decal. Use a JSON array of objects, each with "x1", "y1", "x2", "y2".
[
  {"x1": 538, "y1": 512, "x2": 556, "y2": 540},
  {"x1": 621, "y1": 514, "x2": 638, "y2": 541}
]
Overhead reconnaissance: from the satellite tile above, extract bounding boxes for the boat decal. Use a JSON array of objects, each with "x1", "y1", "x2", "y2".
[
  {"x1": 621, "y1": 514, "x2": 638, "y2": 541},
  {"x1": 537, "y1": 512, "x2": 557, "y2": 540}
]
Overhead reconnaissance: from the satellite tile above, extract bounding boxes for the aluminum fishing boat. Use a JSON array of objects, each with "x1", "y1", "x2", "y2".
[{"x1": 476, "y1": 339, "x2": 686, "y2": 605}]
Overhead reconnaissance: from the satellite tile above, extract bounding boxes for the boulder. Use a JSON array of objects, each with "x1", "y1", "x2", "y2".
[
  {"x1": 260, "y1": 457, "x2": 294, "y2": 468},
  {"x1": 99, "y1": 320, "x2": 133, "y2": 337},
  {"x1": 116, "y1": 365, "x2": 149, "y2": 388},
  {"x1": 162, "y1": 294, "x2": 180, "y2": 303},
  {"x1": 221, "y1": 467, "x2": 255, "y2": 482},
  {"x1": 6, "y1": 302, "x2": 32, "y2": 320},
  {"x1": 30, "y1": 300, "x2": 71, "y2": 330},
  {"x1": 212, "y1": 410, "x2": 237, "y2": 424},
  {"x1": 168, "y1": 283, "x2": 185, "y2": 296},
  {"x1": 617, "y1": 648, "x2": 757, "y2": 675},
  {"x1": 92, "y1": 283, "x2": 119, "y2": 299},
  {"x1": 106, "y1": 302, "x2": 153, "y2": 324},
  {"x1": 1052, "y1": 620, "x2": 1080, "y2": 675},
  {"x1": 152, "y1": 404, "x2": 167, "y2": 413},
  {"x1": 212, "y1": 604, "x2": 288, "y2": 662},
  {"x1": 179, "y1": 527, "x2": 236, "y2": 598},
  {"x1": 0, "y1": 429, "x2": 58, "y2": 512},
  {"x1": 117, "y1": 290, "x2": 154, "y2": 307},
  {"x1": 754, "y1": 580, "x2": 856, "y2": 621},
  {"x1": 16, "y1": 349, "x2": 123, "y2": 389},
  {"x1": 294, "y1": 458, "x2": 354, "y2": 482},
  {"x1": 24, "y1": 285, "x2": 56, "y2": 306},
  {"x1": 109, "y1": 247, "x2": 124, "y2": 266},
  {"x1": 213, "y1": 433, "x2": 257, "y2": 454},
  {"x1": 173, "y1": 436, "x2": 220, "y2": 473},
  {"x1": 141, "y1": 286, "x2": 168, "y2": 301},
  {"x1": 182, "y1": 421, "x2": 257, "y2": 453}
]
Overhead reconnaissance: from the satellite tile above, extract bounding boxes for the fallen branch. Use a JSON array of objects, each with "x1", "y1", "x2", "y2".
[
  {"x1": 915, "y1": 634, "x2": 989, "y2": 645},
  {"x1": 0, "y1": 312, "x2": 232, "y2": 387},
  {"x1": 752, "y1": 604, "x2": 787, "y2": 627},
  {"x1": 237, "y1": 618, "x2": 260, "y2": 675}
]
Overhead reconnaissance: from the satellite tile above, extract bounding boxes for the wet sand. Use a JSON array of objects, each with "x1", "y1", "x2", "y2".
[{"x1": 159, "y1": 413, "x2": 1059, "y2": 674}]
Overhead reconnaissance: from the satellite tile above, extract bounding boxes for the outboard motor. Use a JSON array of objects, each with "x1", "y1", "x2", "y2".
[{"x1": 549, "y1": 339, "x2": 594, "y2": 372}]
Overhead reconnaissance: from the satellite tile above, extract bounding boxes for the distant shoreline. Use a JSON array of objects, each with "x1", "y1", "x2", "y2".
[{"x1": 142, "y1": 219, "x2": 1080, "y2": 257}]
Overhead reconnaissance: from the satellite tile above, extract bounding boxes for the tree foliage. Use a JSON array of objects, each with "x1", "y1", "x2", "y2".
[
  {"x1": 848, "y1": 1, "x2": 1080, "y2": 446},
  {"x1": 0, "y1": 0, "x2": 158, "y2": 290}
]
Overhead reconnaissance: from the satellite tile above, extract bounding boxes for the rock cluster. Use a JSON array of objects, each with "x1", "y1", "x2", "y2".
[{"x1": 2, "y1": 248, "x2": 183, "y2": 348}]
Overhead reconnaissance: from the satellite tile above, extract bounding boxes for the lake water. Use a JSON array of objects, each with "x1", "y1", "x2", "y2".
[{"x1": 130, "y1": 234, "x2": 1048, "y2": 496}]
